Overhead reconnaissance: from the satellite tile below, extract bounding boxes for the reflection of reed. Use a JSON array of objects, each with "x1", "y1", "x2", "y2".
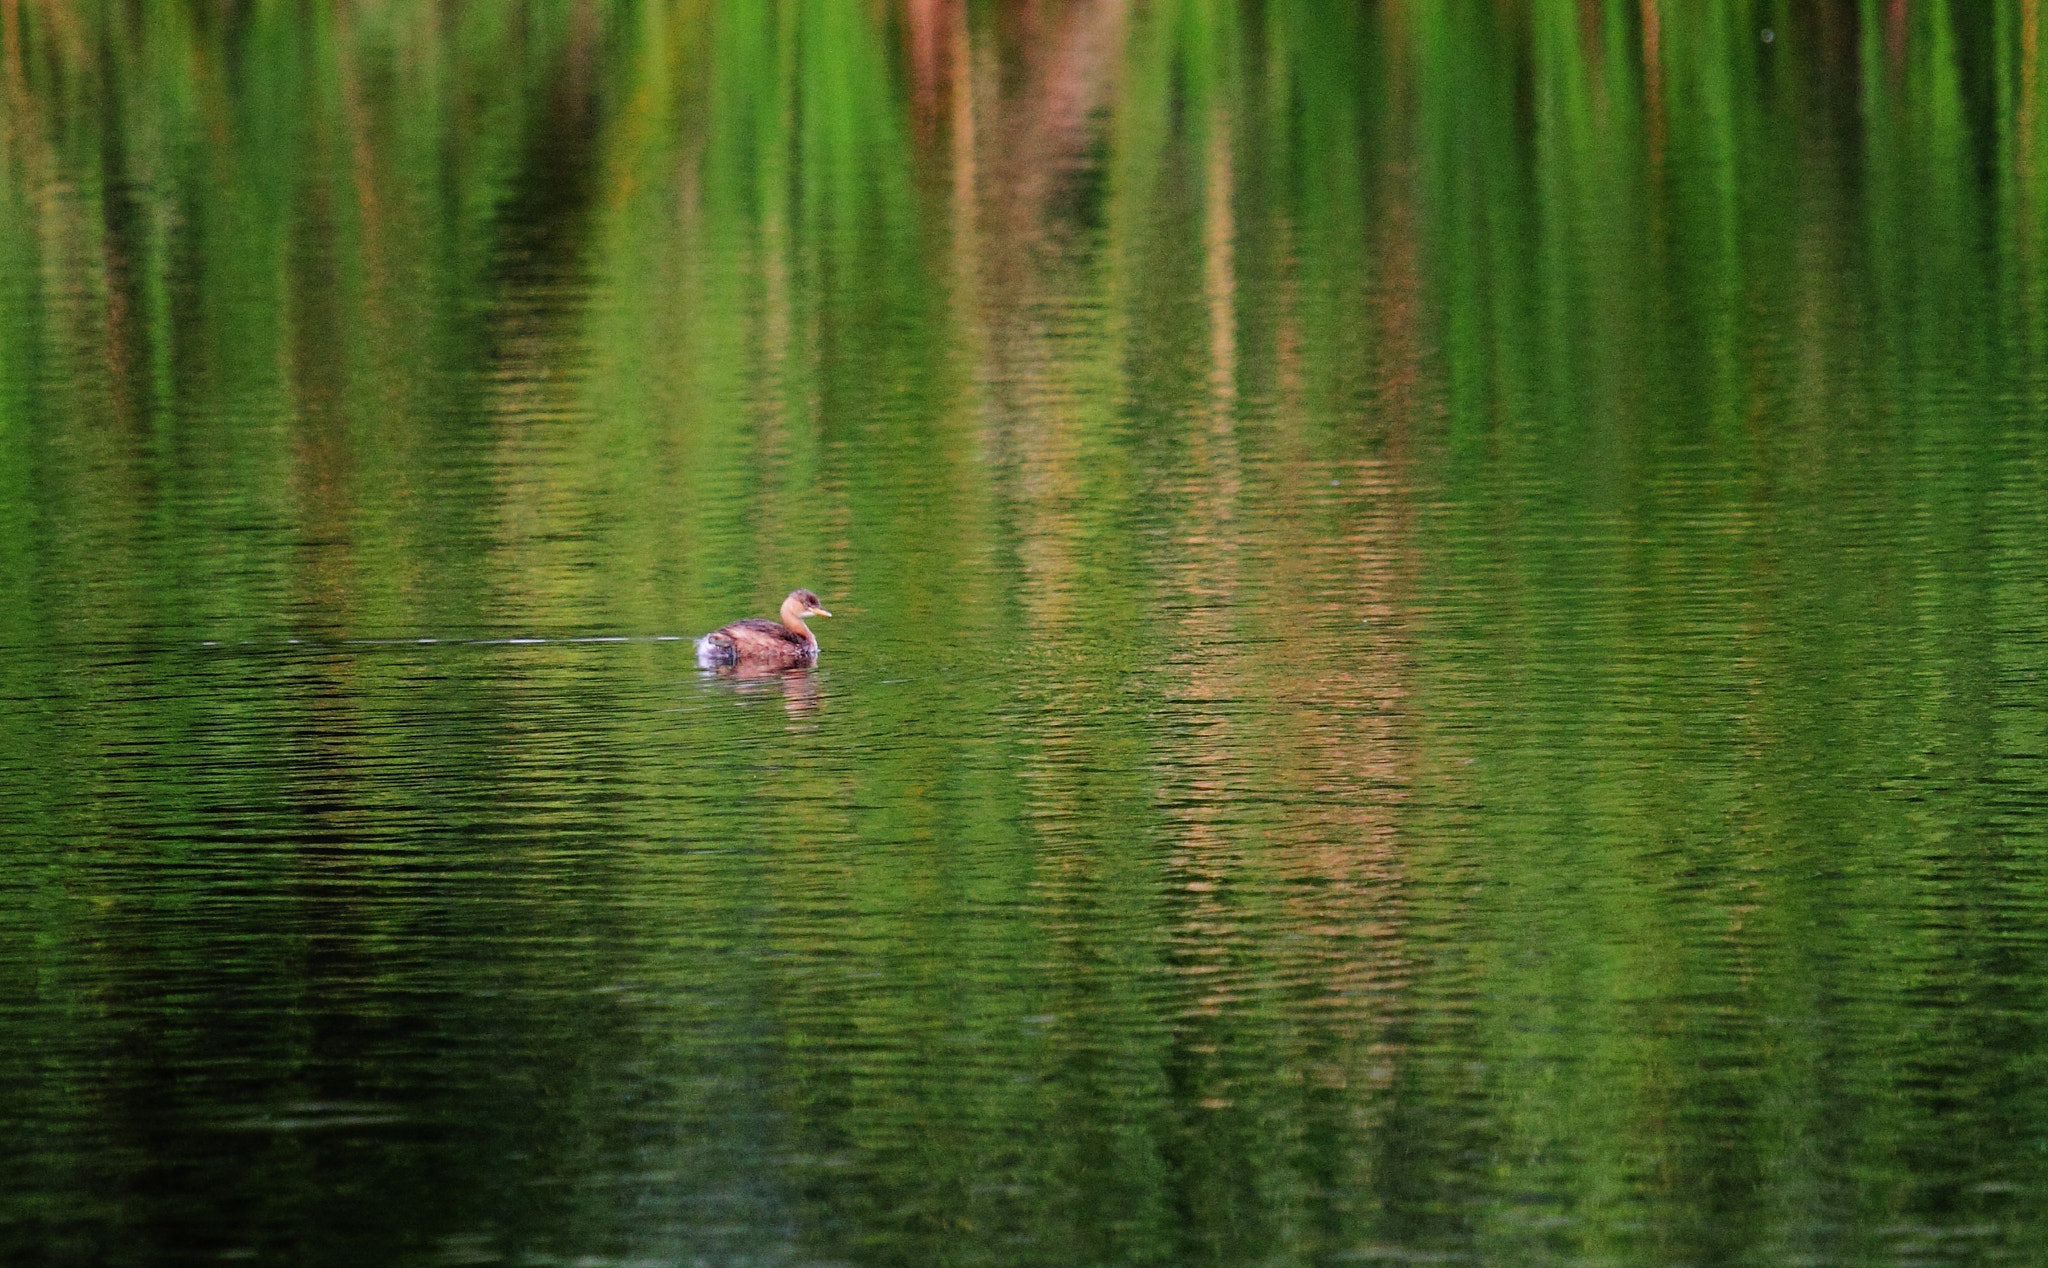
[
  {"x1": 1270, "y1": 210, "x2": 1417, "y2": 1048},
  {"x1": 749, "y1": 0, "x2": 799, "y2": 567},
  {"x1": 331, "y1": 5, "x2": 394, "y2": 368},
  {"x1": 958, "y1": 12, "x2": 1139, "y2": 1078},
  {"x1": 2024, "y1": 0, "x2": 2042, "y2": 289},
  {"x1": 481, "y1": 15, "x2": 612, "y2": 629},
  {"x1": 1, "y1": 0, "x2": 19, "y2": 85},
  {"x1": 285, "y1": 154, "x2": 360, "y2": 635},
  {"x1": 969, "y1": 0, "x2": 1130, "y2": 640},
  {"x1": 1640, "y1": 0, "x2": 1663, "y2": 173},
  {"x1": 1165, "y1": 96, "x2": 1248, "y2": 1025}
]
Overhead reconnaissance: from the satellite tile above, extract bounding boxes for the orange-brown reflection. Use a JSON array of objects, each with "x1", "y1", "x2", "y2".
[{"x1": 948, "y1": 0, "x2": 1421, "y2": 1149}]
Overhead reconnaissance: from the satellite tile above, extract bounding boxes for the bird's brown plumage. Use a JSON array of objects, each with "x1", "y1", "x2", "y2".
[{"x1": 696, "y1": 589, "x2": 832, "y2": 669}]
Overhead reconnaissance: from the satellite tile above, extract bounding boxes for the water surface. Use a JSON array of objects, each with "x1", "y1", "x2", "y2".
[{"x1": 5, "y1": 3, "x2": 2048, "y2": 1265}]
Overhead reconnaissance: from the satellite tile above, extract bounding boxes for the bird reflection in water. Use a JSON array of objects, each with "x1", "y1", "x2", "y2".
[{"x1": 702, "y1": 663, "x2": 823, "y2": 723}]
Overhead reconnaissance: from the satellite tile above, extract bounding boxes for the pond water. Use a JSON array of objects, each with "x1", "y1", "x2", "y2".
[{"x1": 5, "y1": 4, "x2": 2048, "y2": 1265}]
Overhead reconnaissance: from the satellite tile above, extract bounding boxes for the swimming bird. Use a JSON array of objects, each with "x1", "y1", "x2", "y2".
[{"x1": 695, "y1": 589, "x2": 833, "y2": 669}]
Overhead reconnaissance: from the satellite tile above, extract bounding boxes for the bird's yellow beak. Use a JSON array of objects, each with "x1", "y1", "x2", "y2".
[{"x1": 812, "y1": 606, "x2": 832, "y2": 618}]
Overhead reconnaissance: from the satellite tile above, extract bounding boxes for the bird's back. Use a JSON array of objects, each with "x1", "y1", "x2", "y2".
[{"x1": 696, "y1": 617, "x2": 815, "y2": 668}]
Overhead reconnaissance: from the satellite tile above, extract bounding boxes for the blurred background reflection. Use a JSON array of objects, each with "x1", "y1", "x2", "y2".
[{"x1": 4, "y1": 3, "x2": 2047, "y2": 1265}]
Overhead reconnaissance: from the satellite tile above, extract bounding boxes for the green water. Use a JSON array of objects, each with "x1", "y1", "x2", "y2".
[{"x1": 5, "y1": 2, "x2": 2048, "y2": 1264}]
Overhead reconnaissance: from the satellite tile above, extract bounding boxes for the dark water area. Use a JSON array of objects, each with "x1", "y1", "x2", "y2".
[{"x1": 5, "y1": 3, "x2": 2048, "y2": 1265}]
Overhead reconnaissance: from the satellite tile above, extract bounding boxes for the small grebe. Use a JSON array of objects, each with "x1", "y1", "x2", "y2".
[{"x1": 696, "y1": 589, "x2": 833, "y2": 669}]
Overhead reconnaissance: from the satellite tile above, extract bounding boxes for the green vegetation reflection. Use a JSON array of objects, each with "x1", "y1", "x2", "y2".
[{"x1": 3, "y1": 2, "x2": 2046, "y2": 1265}]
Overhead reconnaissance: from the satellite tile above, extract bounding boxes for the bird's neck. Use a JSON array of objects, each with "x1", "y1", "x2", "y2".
[{"x1": 779, "y1": 600, "x2": 813, "y2": 642}]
